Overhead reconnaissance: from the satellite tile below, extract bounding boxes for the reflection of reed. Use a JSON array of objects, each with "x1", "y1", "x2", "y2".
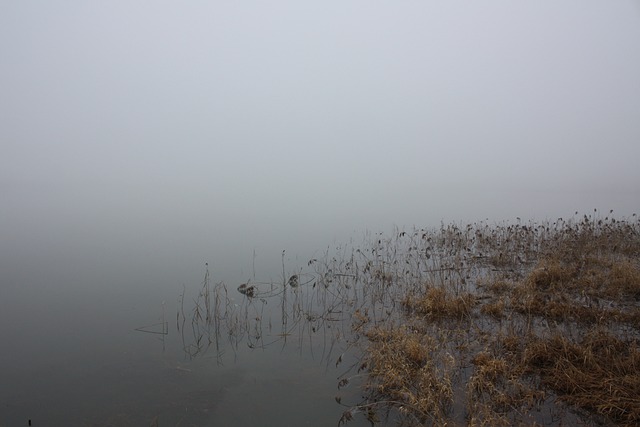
[
  {"x1": 181, "y1": 231, "x2": 441, "y2": 368},
  {"x1": 134, "y1": 322, "x2": 168, "y2": 335},
  {"x1": 179, "y1": 258, "x2": 357, "y2": 369},
  {"x1": 135, "y1": 301, "x2": 169, "y2": 350}
]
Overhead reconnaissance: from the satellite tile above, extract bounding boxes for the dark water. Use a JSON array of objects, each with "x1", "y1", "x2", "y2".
[{"x1": 0, "y1": 256, "x2": 371, "y2": 427}]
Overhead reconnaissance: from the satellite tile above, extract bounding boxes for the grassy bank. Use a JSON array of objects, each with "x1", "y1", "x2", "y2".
[{"x1": 333, "y1": 211, "x2": 640, "y2": 426}]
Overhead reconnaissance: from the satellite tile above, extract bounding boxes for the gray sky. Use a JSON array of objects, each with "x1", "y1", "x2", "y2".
[{"x1": 1, "y1": 1, "x2": 639, "y2": 282}]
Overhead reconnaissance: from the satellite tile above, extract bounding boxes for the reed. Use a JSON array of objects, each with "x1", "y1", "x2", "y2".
[
  {"x1": 331, "y1": 211, "x2": 640, "y2": 426},
  {"x1": 177, "y1": 211, "x2": 639, "y2": 426}
]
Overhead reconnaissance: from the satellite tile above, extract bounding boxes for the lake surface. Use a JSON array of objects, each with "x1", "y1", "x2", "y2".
[
  {"x1": 0, "y1": 248, "x2": 373, "y2": 427},
  {"x1": 4, "y1": 211, "x2": 637, "y2": 426}
]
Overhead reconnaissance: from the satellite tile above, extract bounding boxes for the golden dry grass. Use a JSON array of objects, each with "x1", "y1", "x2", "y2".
[
  {"x1": 338, "y1": 212, "x2": 640, "y2": 426},
  {"x1": 522, "y1": 330, "x2": 640, "y2": 425},
  {"x1": 402, "y1": 286, "x2": 476, "y2": 321},
  {"x1": 362, "y1": 325, "x2": 456, "y2": 425}
]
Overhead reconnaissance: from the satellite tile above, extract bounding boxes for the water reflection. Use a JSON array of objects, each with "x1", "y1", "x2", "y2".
[
  {"x1": 0, "y1": 252, "x2": 374, "y2": 427},
  {"x1": 172, "y1": 240, "x2": 415, "y2": 427}
]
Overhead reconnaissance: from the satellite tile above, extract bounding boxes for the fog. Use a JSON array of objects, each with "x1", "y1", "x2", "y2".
[{"x1": 2, "y1": 1, "x2": 639, "y2": 287}]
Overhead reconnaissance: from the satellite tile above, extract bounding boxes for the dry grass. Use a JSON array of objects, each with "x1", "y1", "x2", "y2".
[
  {"x1": 334, "y1": 212, "x2": 640, "y2": 426},
  {"x1": 522, "y1": 330, "x2": 640, "y2": 425},
  {"x1": 467, "y1": 348, "x2": 544, "y2": 427},
  {"x1": 402, "y1": 286, "x2": 476, "y2": 321},
  {"x1": 360, "y1": 325, "x2": 456, "y2": 425}
]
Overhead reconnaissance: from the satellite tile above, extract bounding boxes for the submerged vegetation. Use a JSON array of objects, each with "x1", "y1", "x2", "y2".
[{"x1": 181, "y1": 210, "x2": 640, "y2": 426}]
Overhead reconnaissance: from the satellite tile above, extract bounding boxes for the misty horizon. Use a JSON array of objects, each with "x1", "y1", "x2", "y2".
[{"x1": 2, "y1": 1, "x2": 639, "y2": 285}]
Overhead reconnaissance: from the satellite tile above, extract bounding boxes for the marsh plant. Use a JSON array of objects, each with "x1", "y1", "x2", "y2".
[
  {"x1": 333, "y1": 211, "x2": 640, "y2": 427},
  {"x1": 181, "y1": 211, "x2": 640, "y2": 426},
  {"x1": 178, "y1": 254, "x2": 359, "y2": 366}
]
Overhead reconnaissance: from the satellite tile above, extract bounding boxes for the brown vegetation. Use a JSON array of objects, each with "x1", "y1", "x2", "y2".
[{"x1": 334, "y1": 211, "x2": 640, "y2": 426}]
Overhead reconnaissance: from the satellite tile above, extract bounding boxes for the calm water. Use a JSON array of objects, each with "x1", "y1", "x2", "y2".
[{"x1": 0, "y1": 251, "x2": 372, "y2": 427}]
